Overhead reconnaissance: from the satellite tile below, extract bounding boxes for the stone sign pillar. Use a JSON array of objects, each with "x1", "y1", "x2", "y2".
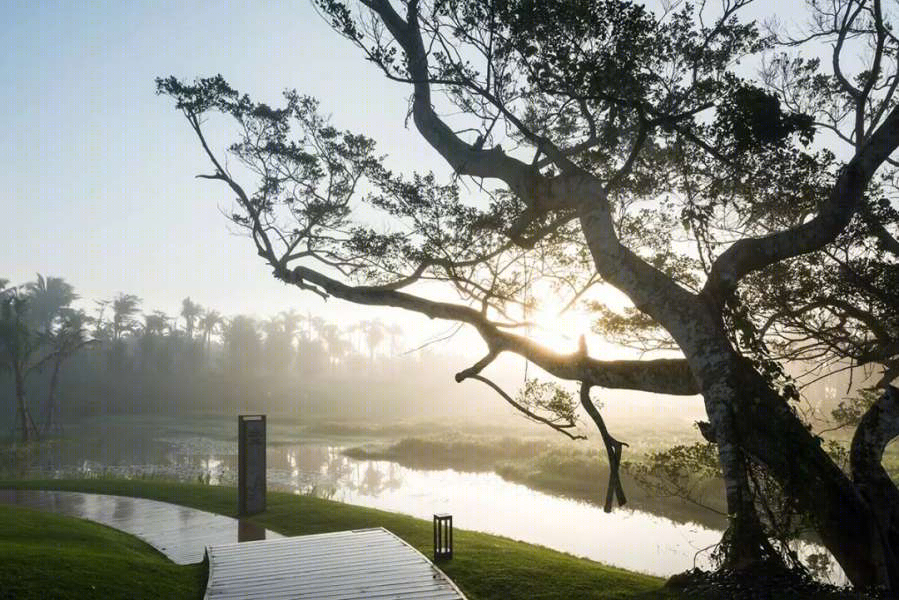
[{"x1": 238, "y1": 414, "x2": 266, "y2": 516}]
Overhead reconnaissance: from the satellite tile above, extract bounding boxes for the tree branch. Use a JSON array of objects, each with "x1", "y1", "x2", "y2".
[
  {"x1": 703, "y1": 102, "x2": 899, "y2": 307},
  {"x1": 283, "y1": 263, "x2": 699, "y2": 395},
  {"x1": 580, "y1": 381, "x2": 628, "y2": 513},
  {"x1": 466, "y1": 374, "x2": 587, "y2": 441}
]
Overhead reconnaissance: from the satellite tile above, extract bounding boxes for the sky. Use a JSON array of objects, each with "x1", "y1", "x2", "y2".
[
  {"x1": 1, "y1": 1, "x2": 443, "y2": 322},
  {"x1": 1, "y1": 0, "x2": 812, "y2": 351}
]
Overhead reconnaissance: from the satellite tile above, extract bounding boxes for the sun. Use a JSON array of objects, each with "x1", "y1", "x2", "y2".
[{"x1": 521, "y1": 283, "x2": 636, "y2": 357}]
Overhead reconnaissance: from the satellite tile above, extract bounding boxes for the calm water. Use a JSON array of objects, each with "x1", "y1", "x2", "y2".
[{"x1": 1, "y1": 424, "x2": 843, "y2": 580}]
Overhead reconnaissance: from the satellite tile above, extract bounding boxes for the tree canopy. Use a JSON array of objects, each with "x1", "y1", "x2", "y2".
[{"x1": 160, "y1": 0, "x2": 899, "y2": 590}]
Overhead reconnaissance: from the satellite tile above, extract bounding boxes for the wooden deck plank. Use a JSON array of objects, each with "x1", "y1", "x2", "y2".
[{"x1": 204, "y1": 527, "x2": 467, "y2": 600}]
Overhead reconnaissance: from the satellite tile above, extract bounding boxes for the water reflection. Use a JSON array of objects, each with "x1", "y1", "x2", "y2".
[{"x1": 1, "y1": 432, "x2": 844, "y2": 580}]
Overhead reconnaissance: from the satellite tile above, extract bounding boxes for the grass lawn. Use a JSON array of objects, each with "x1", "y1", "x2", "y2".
[
  {"x1": 0, "y1": 503, "x2": 204, "y2": 600},
  {"x1": 0, "y1": 479, "x2": 680, "y2": 600}
]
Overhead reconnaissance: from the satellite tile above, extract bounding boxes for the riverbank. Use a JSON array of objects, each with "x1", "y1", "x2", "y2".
[
  {"x1": 345, "y1": 436, "x2": 730, "y2": 530},
  {"x1": 0, "y1": 479, "x2": 675, "y2": 600}
]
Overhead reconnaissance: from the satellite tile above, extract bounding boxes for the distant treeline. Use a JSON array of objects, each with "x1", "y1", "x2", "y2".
[{"x1": 1, "y1": 275, "x2": 515, "y2": 436}]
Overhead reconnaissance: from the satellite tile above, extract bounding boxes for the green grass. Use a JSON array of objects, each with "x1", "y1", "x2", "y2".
[
  {"x1": 0, "y1": 503, "x2": 204, "y2": 600},
  {"x1": 0, "y1": 479, "x2": 679, "y2": 600}
]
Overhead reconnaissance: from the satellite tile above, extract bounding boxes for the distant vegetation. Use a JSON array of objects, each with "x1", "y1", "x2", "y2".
[
  {"x1": 1, "y1": 275, "x2": 525, "y2": 437},
  {"x1": 346, "y1": 435, "x2": 729, "y2": 530},
  {"x1": 345, "y1": 436, "x2": 549, "y2": 471}
]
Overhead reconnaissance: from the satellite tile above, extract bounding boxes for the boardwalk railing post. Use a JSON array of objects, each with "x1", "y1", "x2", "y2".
[
  {"x1": 433, "y1": 513, "x2": 453, "y2": 561},
  {"x1": 238, "y1": 414, "x2": 266, "y2": 516}
]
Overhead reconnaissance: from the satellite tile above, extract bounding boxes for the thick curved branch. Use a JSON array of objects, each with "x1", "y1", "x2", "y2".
[
  {"x1": 360, "y1": 0, "x2": 706, "y2": 347},
  {"x1": 861, "y1": 202, "x2": 899, "y2": 256},
  {"x1": 360, "y1": 0, "x2": 574, "y2": 217},
  {"x1": 283, "y1": 264, "x2": 699, "y2": 396},
  {"x1": 703, "y1": 102, "x2": 899, "y2": 307}
]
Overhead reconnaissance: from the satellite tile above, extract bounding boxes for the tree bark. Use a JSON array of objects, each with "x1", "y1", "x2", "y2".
[
  {"x1": 711, "y1": 411, "x2": 779, "y2": 570},
  {"x1": 850, "y1": 386, "x2": 899, "y2": 590},
  {"x1": 722, "y1": 355, "x2": 891, "y2": 589}
]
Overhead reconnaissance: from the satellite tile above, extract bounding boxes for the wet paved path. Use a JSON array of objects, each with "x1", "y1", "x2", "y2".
[{"x1": 0, "y1": 489, "x2": 283, "y2": 564}]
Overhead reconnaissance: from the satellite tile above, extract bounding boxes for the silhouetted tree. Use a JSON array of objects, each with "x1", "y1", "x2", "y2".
[
  {"x1": 362, "y1": 319, "x2": 385, "y2": 364},
  {"x1": 161, "y1": 0, "x2": 899, "y2": 587},
  {"x1": 199, "y1": 309, "x2": 223, "y2": 365},
  {"x1": 107, "y1": 293, "x2": 141, "y2": 371},
  {"x1": 262, "y1": 314, "x2": 296, "y2": 374},
  {"x1": 40, "y1": 309, "x2": 93, "y2": 434},
  {"x1": 180, "y1": 297, "x2": 202, "y2": 341},
  {"x1": 386, "y1": 323, "x2": 404, "y2": 357},
  {"x1": 0, "y1": 287, "x2": 42, "y2": 441},
  {"x1": 110, "y1": 294, "x2": 141, "y2": 342},
  {"x1": 24, "y1": 274, "x2": 77, "y2": 333},
  {"x1": 222, "y1": 315, "x2": 261, "y2": 375}
]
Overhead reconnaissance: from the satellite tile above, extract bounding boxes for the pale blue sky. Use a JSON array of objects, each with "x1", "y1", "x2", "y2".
[
  {"x1": 1, "y1": 0, "x2": 441, "y2": 324},
  {"x1": 1, "y1": 0, "x2": 810, "y2": 331}
]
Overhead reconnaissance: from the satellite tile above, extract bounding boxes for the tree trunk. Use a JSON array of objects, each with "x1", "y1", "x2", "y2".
[
  {"x1": 720, "y1": 354, "x2": 894, "y2": 590},
  {"x1": 14, "y1": 365, "x2": 29, "y2": 443},
  {"x1": 42, "y1": 355, "x2": 64, "y2": 434},
  {"x1": 716, "y1": 441, "x2": 779, "y2": 570},
  {"x1": 850, "y1": 386, "x2": 899, "y2": 590},
  {"x1": 699, "y1": 359, "x2": 781, "y2": 570}
]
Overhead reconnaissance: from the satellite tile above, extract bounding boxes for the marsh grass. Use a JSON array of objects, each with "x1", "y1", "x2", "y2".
[
  {"x1": 344, "y1": 435, "x2": 549, "y2": 471},
  {"x1": 345, "y1": 436, "x2": 729, "y2": 529}
]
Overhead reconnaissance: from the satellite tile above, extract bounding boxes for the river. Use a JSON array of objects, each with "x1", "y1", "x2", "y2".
[{"x1": 0, "y1": 418, "x2": 843, "y2": 581}]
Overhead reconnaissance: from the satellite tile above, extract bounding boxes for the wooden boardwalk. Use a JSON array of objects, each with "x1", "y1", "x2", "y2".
[
  {"x1": 204, "y1": 527, "x2": 468, "y2": 600},
  {"x1": 0, "y1": 489, "x2": 282, "y2": 564}
]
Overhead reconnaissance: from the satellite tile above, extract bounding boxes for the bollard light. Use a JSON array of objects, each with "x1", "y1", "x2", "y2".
[{"x1": 433, "y1": 513, "x2": 453, "y2": 561}]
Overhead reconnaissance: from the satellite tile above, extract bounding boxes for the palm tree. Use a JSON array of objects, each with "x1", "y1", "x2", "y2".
[
  {"x1": 110, "y1": 294, "x2": 141, "y2": 341},
  {"x1": 386, "y1": 323, "x2": 404, "y2": 357},
  {"x1": 143, "y1": 312, "x2": 167, "y2": 336},
  {"x1": 137, "y1": 312, "x2": 168, "y2": 371},
  {"x1": 0, "y1": 288, "x2": 41, "y2": 442},
  {"x1": 222, "y1": 315, "x2": 261, "y2": 374},
  {"x1": 41, "y1": 309, "x2": 94, "y2": 434},
  {"x1": 280, "y1": 310, "x2": 301, "y2": 340},
  {"x1": 320, "y1": 323, "x2": 348, "y2": 371},
  {"x1": 24, "y1": 274, "x2": 77, "y2": 333},
  {"x1": 199, "y1": 309, "x2": 223, "y2": 364},
  {"x1": 180, "y1": 297, "x2": 202, "y2": 340},
  {"x1": 107, "y1": 293, "x2": 141, "y2": 372},
  {"x1": 362, "y1": 319, "x2": 385, "y2": 363},
  {"x1": 309, "y1": 315, "x2": 326, "y2": 341}
]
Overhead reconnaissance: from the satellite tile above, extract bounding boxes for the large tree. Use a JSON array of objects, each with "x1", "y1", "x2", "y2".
[{"x1": 160, "y1": 0, "x2": 899, "y2": 589}]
